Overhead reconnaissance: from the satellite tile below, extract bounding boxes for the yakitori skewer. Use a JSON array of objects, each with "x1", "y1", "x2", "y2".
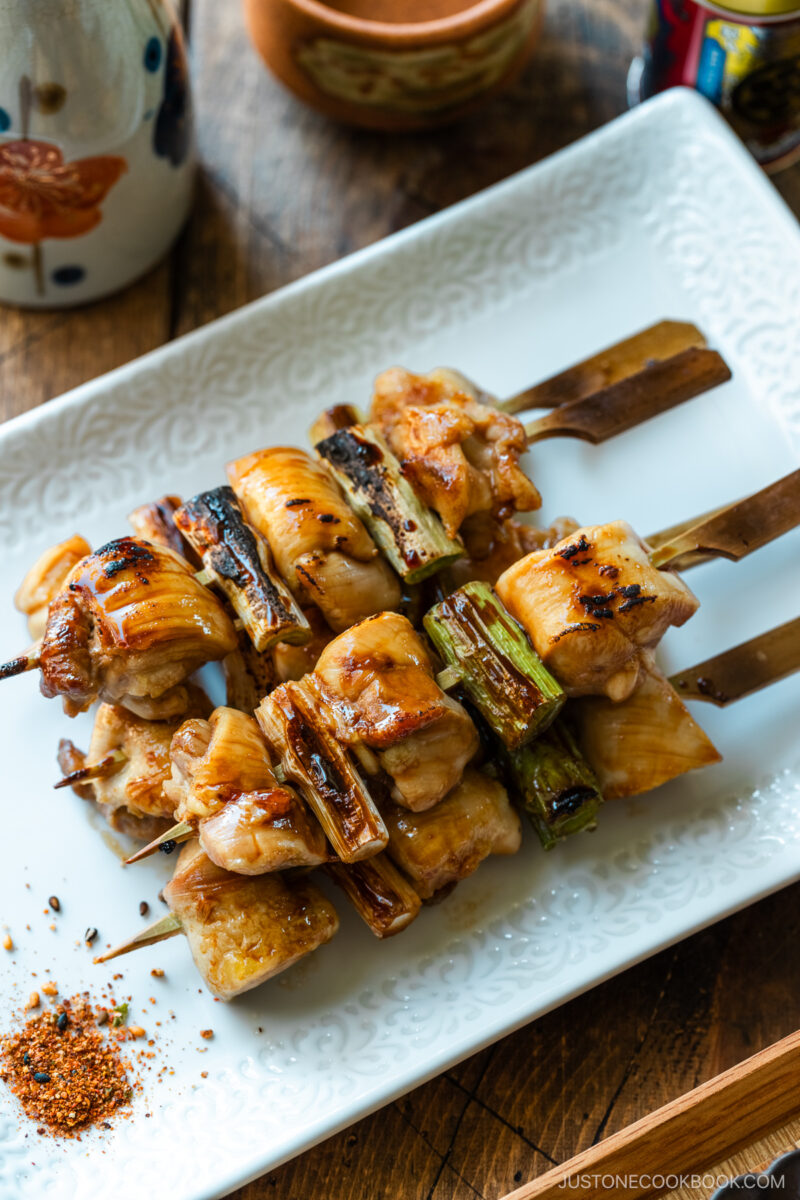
[
  {"x1": 0, "y1": 538, "x2": 237, "y2": 718},
  {"x1": 324, "y1": 854, "x2": 422, "y2": 938},
  {"x1": 130, "y1": 613, "x2": 482, "y2": 866},
  {"x1": 315, "y1": 340, "x2": 731, "y2": 583},
  {"x1": 95, "y1": 840, "x2": 339, "y2": 999},
  {"x1": 174, "y1": 485, "x2": 310, "y2": 652},
  {"x1": 427, "y1": 469, "x2": 800, "y2": 738},
  {"x1": 124, "y1": 706, "x2": 328, "y2": 871},
  {"x1": 574, "y1": 616, "x2": 800, "y2": 802}
]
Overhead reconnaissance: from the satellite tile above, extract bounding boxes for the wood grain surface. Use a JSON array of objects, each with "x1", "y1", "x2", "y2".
[{"x1": 2, "y1": 2, "x2": 799, "y2": 1197}]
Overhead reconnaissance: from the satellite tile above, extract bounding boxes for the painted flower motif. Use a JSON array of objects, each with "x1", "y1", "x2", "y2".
[
  {"x1": 0, "y1": 139, "x2": 126, "y2": 245},
  {"x1": 154, "y1": 27, "x2": 192, "y2": 168}
]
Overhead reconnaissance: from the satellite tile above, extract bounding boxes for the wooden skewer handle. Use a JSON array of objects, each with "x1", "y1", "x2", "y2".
[
  {"x1": 523, "y1": 348, "x2": 731, "y2": 445},
  {"x1": 501, "y1": 319, "x2": 707, "y2": 414},
  {"x1": 651, "y1": 468, "x2": 800, "y2": 570},
  {"x1": 669, "y1": 615, "x2": 800, "y2": 706}
]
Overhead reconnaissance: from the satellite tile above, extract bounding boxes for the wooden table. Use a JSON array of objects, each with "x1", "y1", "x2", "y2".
[{"x1": 3, "y1": 2, "x2": 799, "y2": 1196}]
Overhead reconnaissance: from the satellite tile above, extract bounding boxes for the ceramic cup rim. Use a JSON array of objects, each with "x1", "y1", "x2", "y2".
[{"x1": 275, "y1": 0, "x2": 528, "y2": 43}]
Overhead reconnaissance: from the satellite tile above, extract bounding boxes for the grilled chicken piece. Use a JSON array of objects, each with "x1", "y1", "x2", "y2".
[
  {"x1": 165, "y1": 706, "x2": 327, "y2": 874},
  {"x1": 56, "y1": 685, "x2": 210, "y2": 841},
  {"x1": 496, "y1": 521, "x2": 699, "y2": 701},
  {"x1": 163, "y1": 840, "x2": 339, "y2": 1000},
  {"x1": 370, "y1": 367, "x2": 541, "y2": 539},
  {"x1": 574, "y1": 664, "x2": 721, "y2": 799},
  {"x1": 448, "y1": 516, "x2": 580, "y2": 589},
  {"x1": 14, "y1": 535, "x2": 92, "y2": 640},
  {"x1": 127, "y1": 495, "x2": 198, "y2": 565},
  {"x1": 39, "y1": 538, "x2": 237, "y2": 717},
  {"x1": 175, "y1": 486, "x2": 310, "y2": 652},
  {"x1": 314, "y1": 612, "x2": 479, "y2": 810},
  {"x1": 227, "y1": 446, "x2": 401, "y2": 632},
  {"x1": 272, "y1": 606, "x2": 333, "y2": 683},
  {"x1": 382, "y1": 768, "x2": 521, "y2": 900}
]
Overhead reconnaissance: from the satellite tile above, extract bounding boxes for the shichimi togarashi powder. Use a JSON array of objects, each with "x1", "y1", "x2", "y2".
[{"x1": 0, "y1": 995, "x2": 133, "y2": 1135}]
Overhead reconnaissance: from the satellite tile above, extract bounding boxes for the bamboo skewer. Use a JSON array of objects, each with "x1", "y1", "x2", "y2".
[
  {"x1": 0, "y1": 642, "x2": 40, "y2": 679},
  {"x1": 650, "y1": 468, "x2": 800, "y2": 570},
  {"x1": 124, "y1": 821, "x2": 194, "y2": 864},
  {"x1": 498, "y1": 319, "x2": 709, "y2": 413},
  {"x1": 54, "y1": 748, "x2": 127, "y2": 791},
  {"x1": 669, "y1": 616, "x2": 800, "y2": 707},
  {"x1": 522, "y1": 347, "x2": 731, "y2": 444},
  {"x1": 94, "y1": 912, "x2": 183, "y2": 963}
]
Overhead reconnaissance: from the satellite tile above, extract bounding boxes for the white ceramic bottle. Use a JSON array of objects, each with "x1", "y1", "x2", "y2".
[{"x1": 0, "y1": 0, "x2": 194, "y2": 307}]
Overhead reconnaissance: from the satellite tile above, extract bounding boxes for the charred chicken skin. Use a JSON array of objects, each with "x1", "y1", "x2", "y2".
[
  {"x1": 496, "y1": 521, "x2": 699, "y2": 701},
  {"x1": 163, "y1": 840, "x2": 339, "y2": 1000},
  {"x1": 370, "y1": 367, "x2": 541, "y2": 539},
  {"x1": 227, "y1": 446, "x2": 401, "y2": 632},
  {"x1": 166, "y1": 706, "x2": 328, "y2": 874},
  {"x1": 39, "y1": 538, "x2": 237, "y2": 718},
  {"x1": 314, "y1": 611, "x2": 479, "y2": 810},
  {"x1": 381, "y1": 768, "x2": 521, "y2": 900}
]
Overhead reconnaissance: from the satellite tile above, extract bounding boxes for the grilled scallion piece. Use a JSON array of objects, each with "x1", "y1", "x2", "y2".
[
  {"x1": 175, "y1": 486, "x2": 310, "y2": 653},
  {"x1": 314, "y1": 423, "x2": 463, "y2": 584},
  {"x1": 325, "y1": 853, "x2": 421, "y2": 938},
  {"x1": 504, "y1": 722, "x2": 603, "y2": 851},
  {"x1": 308, "y1": 403, "x2": 365, "y2": 446},
  {"x1": 425, "y1": 582, "x2": 564, "y2": 750},
  {"x1": 256, "y1": 676, "x2": 388, "y2": 863}
]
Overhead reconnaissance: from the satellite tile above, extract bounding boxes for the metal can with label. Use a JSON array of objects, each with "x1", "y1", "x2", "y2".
[{"x1": 629, "y1": 0, "x2": 800, "y2": 173}]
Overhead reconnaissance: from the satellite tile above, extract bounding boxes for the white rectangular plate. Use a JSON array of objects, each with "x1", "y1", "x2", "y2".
[{"x1": 1, "y1": 89, "x2": 799, "y2": 1200}]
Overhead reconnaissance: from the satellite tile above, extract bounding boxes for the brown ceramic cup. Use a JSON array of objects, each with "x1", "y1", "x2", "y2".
[{"x1": 243, "y1": 0, "x2": 545, "y2": 131}]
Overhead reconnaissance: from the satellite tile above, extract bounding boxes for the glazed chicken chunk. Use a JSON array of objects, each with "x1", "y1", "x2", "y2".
[
  {"x1": 165, "y1": 706, "x2": 327, "y2": 874},
  {"x1": 496, "y1": 521, "x2": 699, "y2": 701},
  {"x1": 56, "y1": 685, "x2": 210, "y2": 842},
  {"x1": 381, "y1": 768, "x2": 521, "y2": 900},
  {"x1": 370, "y1": 367, "x2": 541, "y2": 539},
  {"x1": 38, "y1": 537, "x2": 237, "y2": 717},
  {"x1": 314, "y1": 611, "x2": 479, "y2": 810},
  {"x1": 574, "y1": 664, "x2": 721, "y2": 800},
  {"x1": 15, "y1": 534, "x2": 92, "y2": 640},
  {"x1": 163, "y1": 840, "x2": 339, "y2": 1001},
  {"x1": 227, "y1": 446, "x2": 401, "y2": 632}
]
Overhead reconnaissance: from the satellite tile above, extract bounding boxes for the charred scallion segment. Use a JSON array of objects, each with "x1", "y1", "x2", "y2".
[
  {"x1": 308, "y1": 403, "x2": 365, "y2": 446},
  {"x1": 315, "y1": 424, "x2": 463, "y2": 584},
  {"x1": 424, "y1": 582, "x2": 564, "y2": 750},
  {"x1": 256, "y1": 676, "x2": 388, "y2": 863},
  {"x1": 325, "y1": 854, "x2": 421, "y2": 938},
  {"x1": 504, "y1": 722, "x2": 602, "y2": 851},
  {"x1": 175, "y1": 486, "x2": 310, "y2": 653}
]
